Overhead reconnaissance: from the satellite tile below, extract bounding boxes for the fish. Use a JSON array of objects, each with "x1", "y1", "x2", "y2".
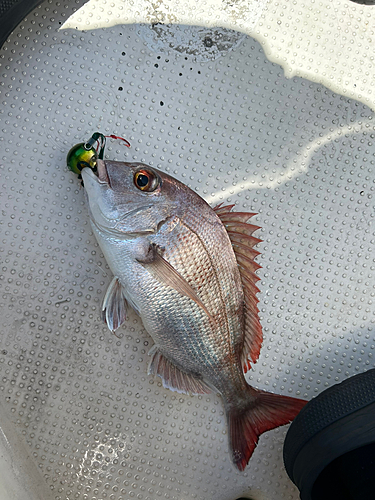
[{"x1": 81, "y1": 159, "x2": 307, "y2": 471}]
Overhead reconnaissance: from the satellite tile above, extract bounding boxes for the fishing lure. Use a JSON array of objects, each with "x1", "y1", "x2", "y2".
[{"x1": 67, "y1": 132, "x2": 130, "y2": 178}]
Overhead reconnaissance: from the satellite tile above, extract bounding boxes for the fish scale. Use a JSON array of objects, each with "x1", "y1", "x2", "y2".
[
  {"x1": 82, "y1": 159, "x2": 307, "y2": 471},
  {"x1": 157, "y1": 215, "x2": 242, "y2": 365}
]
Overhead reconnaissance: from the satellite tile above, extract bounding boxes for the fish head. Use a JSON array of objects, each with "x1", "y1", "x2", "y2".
[{"x1": 81, "y1": 160, "x2": 180, "y2": 236}]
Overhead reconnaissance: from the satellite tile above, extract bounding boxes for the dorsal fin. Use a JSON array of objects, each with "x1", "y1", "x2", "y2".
[
  {"x1": 213, "y1": 204, "x2": 263, "y2": 372},
  {"x1": 213, "y1": 203, "x2": 235, "y2": 215}
]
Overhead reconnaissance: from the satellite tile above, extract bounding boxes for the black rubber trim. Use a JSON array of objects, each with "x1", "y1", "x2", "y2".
[
  {"x1": 311, "y1": 441, "x2": 375, "y2": 500},
  {"x1": 0, "y1": 0, "x2": 44, "y2": 49},
  {"x1": 283, "y1": 369, "x2": 375, "y2": 499},
  {"x1": 296, "y1": 401, "x2": 375, "y2": 499},
  {"x1": 350, "y1": 0, "x2": 375, "y2": 4}
]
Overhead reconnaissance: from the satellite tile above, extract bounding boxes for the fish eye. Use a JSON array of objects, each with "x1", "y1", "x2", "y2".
[{"x1": 134, "y1": 169, "x2": 159, "y2": 192}]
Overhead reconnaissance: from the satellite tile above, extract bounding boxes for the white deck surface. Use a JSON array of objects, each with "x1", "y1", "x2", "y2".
[{"x1": 1, "y1": 1, "x2": 375, "y2": 499}]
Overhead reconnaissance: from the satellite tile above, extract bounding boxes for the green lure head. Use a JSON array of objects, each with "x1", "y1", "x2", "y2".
[
  {"x1": 67, "y1": 132, "x2": 106, "y2": 177},
  {"x1": 67, "y1": 132, "x2": 130, "y2": 179},
  {"x1": 66, "y1": 142, "x2": 98, "y2": 176}
]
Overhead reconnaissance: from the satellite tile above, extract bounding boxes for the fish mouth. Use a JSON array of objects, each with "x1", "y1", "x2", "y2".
[{"x1": 96, "y1": 159, "x2": 110, "y2": 185}]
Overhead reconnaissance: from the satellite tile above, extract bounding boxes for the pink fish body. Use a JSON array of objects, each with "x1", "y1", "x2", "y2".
[{"x1": 82, "y1": 160, "x2": 306, "y2": 470}]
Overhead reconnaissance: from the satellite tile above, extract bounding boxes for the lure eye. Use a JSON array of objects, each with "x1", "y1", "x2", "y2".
[{"x1": 134, "y1": 169, "x2": 159, "y2": 192}]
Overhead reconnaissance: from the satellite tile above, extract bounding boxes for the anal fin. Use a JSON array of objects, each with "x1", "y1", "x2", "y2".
[
  {"x1": 148, "y1": 346, "x2": 211, "y2": 395},
  {"x1": 102, "y1": 277, "x2": 128, "y2": 332}
]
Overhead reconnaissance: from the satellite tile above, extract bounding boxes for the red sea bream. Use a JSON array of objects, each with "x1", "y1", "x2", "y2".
[{"x1": 81, "y1": 160, "x2": 306, "y2": 471}]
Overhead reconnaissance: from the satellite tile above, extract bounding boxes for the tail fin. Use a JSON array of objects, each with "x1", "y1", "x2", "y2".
[{"x1": 227, "y1": 390, "x2": 307, "y2": 471}]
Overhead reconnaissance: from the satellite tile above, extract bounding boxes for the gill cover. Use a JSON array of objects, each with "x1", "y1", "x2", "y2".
[{"x1": 81, "y1": 161, "x2": 174, "y2": 236}]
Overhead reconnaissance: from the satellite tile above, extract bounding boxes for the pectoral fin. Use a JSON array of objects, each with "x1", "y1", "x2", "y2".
[
  {"x1": 137, "y1": 244, "x2": 214, "y2": 322},
  {"x1": 102, "y1": 277, "x2": 128, "y2": 332}
]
